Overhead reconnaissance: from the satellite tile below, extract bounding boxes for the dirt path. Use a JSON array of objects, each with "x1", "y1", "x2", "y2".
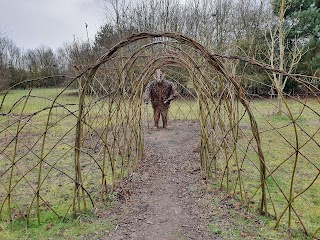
[{"x1": 106, "y1": 120, "x2": 267, "y2": 240}]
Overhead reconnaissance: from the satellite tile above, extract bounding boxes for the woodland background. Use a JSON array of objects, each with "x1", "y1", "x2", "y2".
[{"x1": 0, "y1": 0, "x2": 319, "y2": 94}]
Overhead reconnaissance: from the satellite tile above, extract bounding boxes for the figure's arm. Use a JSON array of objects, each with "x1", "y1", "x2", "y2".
[
  {"x1": 143, "y1": 82, "x2": 152, "y2": 104},
  {"x1": 164, "y1": 82, "x2": 178, "y2": 104}
]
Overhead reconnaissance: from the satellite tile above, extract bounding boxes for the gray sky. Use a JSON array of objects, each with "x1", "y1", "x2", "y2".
[{"x1": 0, "y1": 0, "x2": 105, "y2": 51}]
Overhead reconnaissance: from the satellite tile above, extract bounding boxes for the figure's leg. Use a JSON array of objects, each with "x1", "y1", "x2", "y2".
[
  {"x1": 161, "y1": 107, "x2": 169, "y2": 128},
  {"x1": 153, "y1": 106, "x2": 160, "y2": 128}
]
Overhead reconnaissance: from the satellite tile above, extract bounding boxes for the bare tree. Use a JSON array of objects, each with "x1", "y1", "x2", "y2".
[
  {"x1": 0, "y1": 34, "x2": 22, "y2": 90},
  {"x1": 265, "y1": 0, "x2": 304, "y2": 114}
]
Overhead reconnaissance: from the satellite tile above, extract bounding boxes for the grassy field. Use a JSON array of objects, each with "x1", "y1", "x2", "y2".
[
  {"x1": 0, "y1": 88, "x2": 320, "y2": 239},
  {"x1": 216, "y1": 97, "x2": 320, "y2": 238}
]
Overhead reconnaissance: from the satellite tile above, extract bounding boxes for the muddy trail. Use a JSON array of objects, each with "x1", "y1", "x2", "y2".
[{"x1": 106, "y1": 120, "x2": 268, "y2": 240}]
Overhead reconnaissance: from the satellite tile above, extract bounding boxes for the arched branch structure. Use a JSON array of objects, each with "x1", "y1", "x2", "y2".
[{"x1": 0, "y1": 32, "x2": 320, "y2": 238}]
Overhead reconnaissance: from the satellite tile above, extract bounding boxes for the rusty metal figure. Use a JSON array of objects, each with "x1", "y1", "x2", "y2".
[{"x1": 144, "y1": 69, "x2": 178, "y2": 129}]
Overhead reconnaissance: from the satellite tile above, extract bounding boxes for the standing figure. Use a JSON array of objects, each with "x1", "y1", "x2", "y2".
[{"x1": 144, "y1": 69, "x2": 178, "y2": 129}]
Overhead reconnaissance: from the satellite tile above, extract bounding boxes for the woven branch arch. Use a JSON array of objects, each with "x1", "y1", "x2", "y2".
[
  {"x1": 1, "y1": 32, "x2": 319, "y2": 238},
  {"x1": 80, "y1": 31, "x2": 267, "y2": 210}
]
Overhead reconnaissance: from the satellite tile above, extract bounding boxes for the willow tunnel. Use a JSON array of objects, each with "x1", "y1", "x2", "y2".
[{"x1": 0, "y1": 32, "x2": 319, "y2": 238}]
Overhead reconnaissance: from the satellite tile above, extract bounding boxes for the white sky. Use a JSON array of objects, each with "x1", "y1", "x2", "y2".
[{"x1": 0, "y1": 0, "x2": 106, "y2": 51}]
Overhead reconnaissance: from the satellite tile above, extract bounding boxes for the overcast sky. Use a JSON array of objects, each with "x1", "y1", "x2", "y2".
[{"x1": 0, "y1": 0, "x2": 106, "y2": 51}]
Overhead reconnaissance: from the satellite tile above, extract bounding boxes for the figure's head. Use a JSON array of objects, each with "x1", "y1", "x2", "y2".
[{"x1": 153, "y1": 69, "x2": 165, "y2": 83}]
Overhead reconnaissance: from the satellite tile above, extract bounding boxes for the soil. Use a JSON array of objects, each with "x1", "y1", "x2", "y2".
[{"x1": 105, "y1": 120, "x2": 265, "y2": 240}]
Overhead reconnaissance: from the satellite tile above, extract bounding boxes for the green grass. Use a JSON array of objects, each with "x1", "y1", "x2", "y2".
[
  {"x1": 0, "y1": 209, "x2": 114, "y2": 240},
  {"x1": 208, "y1": 223, "x2": 222, "y2": 235},
  {"x1": 143, "y1": 97, "x2": 199, "y2": 120},
  {"x1": 0, "y1": 88, "x2": 113, "y2": 237},
  {"x1": 0, "y1": 88, "x2": 200, "y2": 239},
  {"x1": 213, "y1": 97, "x2": 320, "y2": 238},
  {"x1": 207, "y1": 188, "x2": 308, "y2": 239},
  {"x1": 0, "y1": 88, "x2": 79, "y2": 114}
]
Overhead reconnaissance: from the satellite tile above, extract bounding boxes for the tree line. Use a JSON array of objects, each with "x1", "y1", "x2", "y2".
[{"x1": 0, "y1": 0, "x2": 319, "y2": 94}]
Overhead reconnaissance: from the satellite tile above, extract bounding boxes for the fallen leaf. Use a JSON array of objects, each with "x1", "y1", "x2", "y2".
[
  {"x1": 241, "y1": 232, "x2": 247, "y2": 238},
  {"x1": 46, "y1": 224, "x2": 53, "y2": 230}
]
